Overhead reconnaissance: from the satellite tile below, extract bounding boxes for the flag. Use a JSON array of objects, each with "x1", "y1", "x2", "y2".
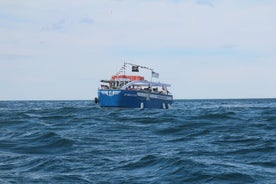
[
  {"x1": 152, "y1": 71, "x2": 159, "y2": 78},
  {"x1": 132, "y1": 65, "x2": 139, "y2": 72}
]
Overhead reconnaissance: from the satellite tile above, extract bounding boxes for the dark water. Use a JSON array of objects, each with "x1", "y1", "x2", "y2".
[{"x1": 0, "y1": 99, "x2": 276, "y2": 183}]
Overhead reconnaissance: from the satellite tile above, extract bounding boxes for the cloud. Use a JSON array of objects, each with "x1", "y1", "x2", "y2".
[
  {"x1": 0, "y1": 0, "x2": 276, "y2": 99},
  {"x1": 41, "y1": 19, "x2": 68, "y2": 32},
  {"x1": 0, "y1": 54, "x2": 31, "y2": 61},
  {"x1": 196, "y1": 0, "x2": 214, "y2": 8},
  {"x1": 40, "y1": 16, "x2": 94, "y2": 33},
  {"x1": 79, "y1": 17, "x2": 94, "y2": 24},
  {"x1": 221, "y1": 44, "x2": 238, "y2": 49}
]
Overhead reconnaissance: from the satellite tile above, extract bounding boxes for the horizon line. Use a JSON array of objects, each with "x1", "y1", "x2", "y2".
[{"x1": 1, "y1": 97, "x2": 276, "y2": 102}]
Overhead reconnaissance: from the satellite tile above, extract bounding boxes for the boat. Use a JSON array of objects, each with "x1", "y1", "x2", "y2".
[{"x1": 95, "y1": 62, "x2": 173, "y2": 109}]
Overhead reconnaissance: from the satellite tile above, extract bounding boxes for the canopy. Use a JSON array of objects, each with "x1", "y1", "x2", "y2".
[{"x1": 121, "y1": 80, "x2": 171, "y2": 89}]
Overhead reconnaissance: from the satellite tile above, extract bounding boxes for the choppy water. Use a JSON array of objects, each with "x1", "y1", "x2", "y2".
[{"x1": 0, "y1": 99, "x2": 276, "y2": 183}]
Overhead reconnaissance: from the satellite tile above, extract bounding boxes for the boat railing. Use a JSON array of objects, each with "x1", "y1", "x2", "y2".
[{"x1": 124, "y1": 85, "x2": 171, "y2": 95}]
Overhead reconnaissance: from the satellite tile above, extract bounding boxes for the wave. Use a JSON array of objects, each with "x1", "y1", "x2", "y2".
[
  {"x1": 0, "y1": 100, "x2": 276, "y2": 183},
  {"x1": 0, "y1": 131, "x2": 74, "y2": 155}
]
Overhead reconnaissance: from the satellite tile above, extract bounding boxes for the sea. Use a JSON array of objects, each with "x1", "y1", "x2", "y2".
[{"x1": 0, "y1": 99, "x2": 275, "y2": 184}]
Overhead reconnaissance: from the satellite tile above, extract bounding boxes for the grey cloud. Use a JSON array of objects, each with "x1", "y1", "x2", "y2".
[
  {"x1": 0, "y1": 54, "x2": 31, "y2": 61},
  {"x1": 80, "y1": 17, "x2": 94, "y2": 24},
  {"x1": 41, "y1": 19, "x2": 68, "y2": 32},
  {"x1": 196, "y1": 0, "x2": 214, "y2": 8},
  {"x1": 41, "y1": 17, "x2": 94, "y2": 32}
]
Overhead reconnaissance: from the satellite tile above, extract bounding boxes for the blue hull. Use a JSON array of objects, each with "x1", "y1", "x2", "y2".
[{"x1": 98, "y1": 90, "x2": 173, "y2": 109}]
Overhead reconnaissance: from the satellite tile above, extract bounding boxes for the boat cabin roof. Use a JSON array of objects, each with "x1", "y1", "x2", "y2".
[{"x1": 121, "y1": 80, "x2": 171, "y2": 89}]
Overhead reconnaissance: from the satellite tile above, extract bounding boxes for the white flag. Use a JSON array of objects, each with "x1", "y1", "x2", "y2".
[{"x1": 152, "y1": 71, "x2": 159, "y2": 78}]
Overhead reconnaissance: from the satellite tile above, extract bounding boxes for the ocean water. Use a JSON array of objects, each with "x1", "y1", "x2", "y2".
[{"x1": 0, "y1": 99, "x2": 275, "y2": 184}]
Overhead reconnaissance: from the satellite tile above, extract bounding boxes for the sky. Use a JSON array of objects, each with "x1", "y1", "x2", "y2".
[{"x1": 0, "y1": 0, "x2": 275, "y2": 100}]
